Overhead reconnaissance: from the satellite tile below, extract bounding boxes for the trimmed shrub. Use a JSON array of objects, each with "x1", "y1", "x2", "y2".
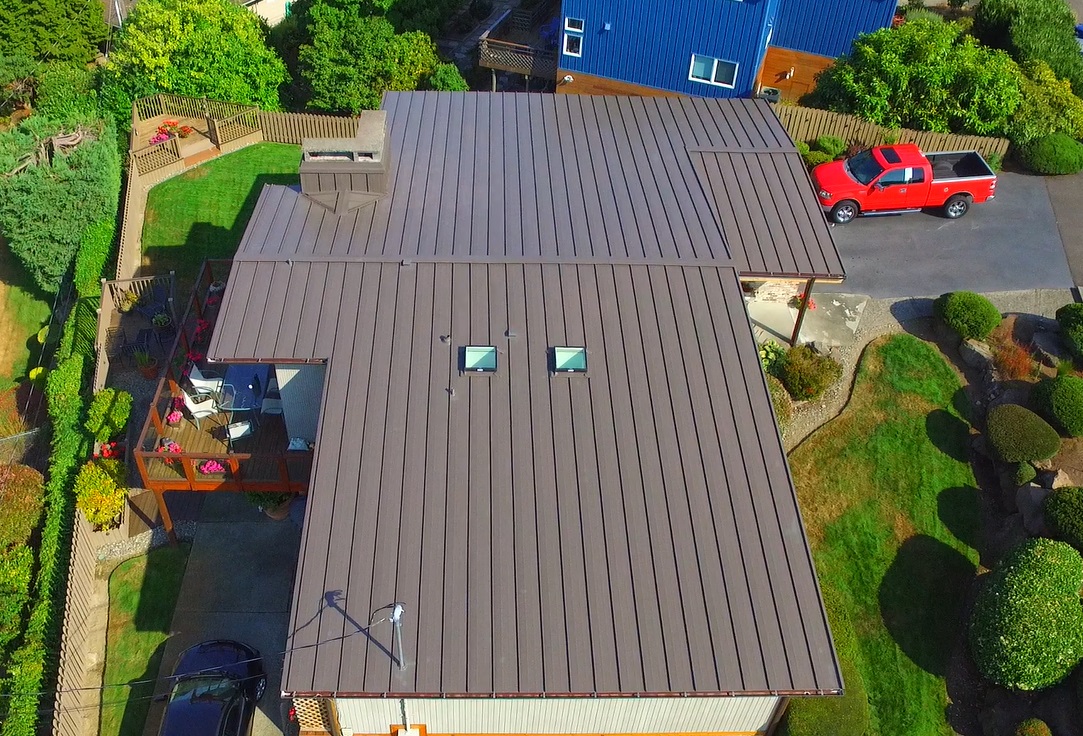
[
  {"x1": 1015, "y1": 718, "x2": 1052, "y2": 736},
  {"x1": 1013, "y1": 462, "x2": 1037, "y2": 486},
  {"x1": 73, "y1": 219, "x2": 115, "y2": 298},
  {"x1": 813, "y1": 135, "x2": 848, "y2": 158},
  {"x1": 0, "y1": 466, "x2": 44, "y2": 550},
  {"x1": 1056, "y1": 302, "x2": 1083, "y2": 359},
  {"x1": 1019, "y1": 133, "x2": 1083, "y2": 175},
  {"x1": 1046, "y1": 486, "x2": 1083, "y2": 550},
  {"x1": 803, "y1": 150, "x2": 834, "y2": 168},
  {"x1": 1033, "y1": 376, "x2": 1083, "y2": 436},
  {"x1": 969, "y1": 538, "x2": 1083, "y2": 690},
  {"x1": 934, "y1": 290, "x2": 1002, "y2": 340},
  {"x1": 766, "y1": 375, "x2": 793, "y2": 429},
  {"x1": 795, "y1": 140, "x2": 811, "y2": 158},
  {"x1": 986, "y1": 404, "x2": 1061, "y2": 463},
  {"x1": 779, "y1": 345, "x2": 843, "y2": 400},
  {"x1": 73, "y1": 458, "x2": 127, "y2": 529},
  {"x1": 0, "y1": 547, "x2": 32, "y2": 661},
  {"x1": 84, "y1": 388, "x2": 133, "y2": 445},
  {"x1": 905, "y1": 6, "x2": 944, "y2": 22}
]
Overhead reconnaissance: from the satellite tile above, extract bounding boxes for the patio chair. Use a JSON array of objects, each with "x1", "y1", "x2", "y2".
[
  {"x1": 105, "y1": 328, "x2": 128, "y2": 366},
  {"x1": 188, "y1": 364, "x2": 224, "y2": 398},
  {"x1": 225, "y1": 420, "x2": 254, "y2": 452},
  {"x1": 182, "y1": 389, "x2": 220, "y2": 430},
  {"x1": 260, "y1": 396, "x2": 283, "y2": 416},
  {"x1": 135, "y1": 284, "x2": 169, "y2": 321}
]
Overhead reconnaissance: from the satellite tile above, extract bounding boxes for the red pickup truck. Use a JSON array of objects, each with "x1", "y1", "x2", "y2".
[{"x1": 812, "y1": 144, "x2": 997, "y2": 224}]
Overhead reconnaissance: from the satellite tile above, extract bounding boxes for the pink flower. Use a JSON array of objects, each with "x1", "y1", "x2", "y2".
[
  {"x1": 199, "y1": 460, "x2": 225, "y2": 475},
  {"x1": 166, "y1": 410, "x2": 182, "y2": 424}
]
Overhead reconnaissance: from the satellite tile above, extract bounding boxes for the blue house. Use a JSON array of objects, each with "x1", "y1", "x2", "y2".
[{"x1": 546, "y1": 0, "x2": 897, "y2": 99}]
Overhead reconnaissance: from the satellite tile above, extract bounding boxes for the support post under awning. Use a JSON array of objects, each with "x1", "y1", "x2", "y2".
[{"x1": 790, "y1": 277, "x2": 816, "y2": 347}]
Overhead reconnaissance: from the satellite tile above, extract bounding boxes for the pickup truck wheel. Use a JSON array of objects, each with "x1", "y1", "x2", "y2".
[
  {"x1": 830, "y1": 201, "x2": 859, "y2": 224},
  {"x1": 944, "y1": 195, "x2": 971, "y2": 219}
]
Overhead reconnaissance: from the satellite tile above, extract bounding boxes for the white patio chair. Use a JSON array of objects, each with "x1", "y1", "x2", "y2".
[
  {"x1": 182, "y1": 389, "x2": 220, "y2": 430},
  {"x1": 188, "y1": 364, "x2": 224, "y2": 398},
  {"x1": 226, "y1": 420, "x2": 254, "y2": 452}
]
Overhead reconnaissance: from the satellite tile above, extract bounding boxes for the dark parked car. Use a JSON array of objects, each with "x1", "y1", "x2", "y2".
[{"x1": 158, "y1": 640, "x2": 267, "y2": 736}]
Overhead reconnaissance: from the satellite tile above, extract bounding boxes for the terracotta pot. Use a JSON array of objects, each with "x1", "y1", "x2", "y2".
[
  {"x1": 264, "y1": 498, "x2": 293, "y2": 521},
  {"x1": 138, "y1": 361, "x2": 160, "y2": 380}
]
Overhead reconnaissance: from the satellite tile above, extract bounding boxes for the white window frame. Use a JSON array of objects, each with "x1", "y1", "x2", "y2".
[
  {"x1": 565, "y1": 17, "x2": 584, "y2": 32},
  {"x1": 563, "y1": 33, "x2": 583, "y2": 57},
  {"x1": 688, "y1": 53, "x2": 739, "y2": 88}
]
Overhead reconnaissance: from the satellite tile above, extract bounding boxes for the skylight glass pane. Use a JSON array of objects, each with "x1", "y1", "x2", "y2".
[
  {"x1": 690, "y1": 55, "x2": 713, "y2": 81},
  {"x1": 553, "y1": 347, "x2": 587, "y2": 372},
  {"x1": 463, "y1": 346, "x2": 498, "y2": 372}
]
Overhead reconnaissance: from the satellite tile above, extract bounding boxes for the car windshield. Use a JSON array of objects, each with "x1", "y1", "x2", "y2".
[
  {"x1": 170, "y1": 676, "x2": 240, "y2": 704},
  {"x1": 845, "y1": 149, "x2": 884, "y2": 185}
]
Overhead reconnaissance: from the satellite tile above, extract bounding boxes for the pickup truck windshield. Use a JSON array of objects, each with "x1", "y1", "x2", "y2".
[{"x1": 845, "y1": 149, "x2": 884, "y2": 185}]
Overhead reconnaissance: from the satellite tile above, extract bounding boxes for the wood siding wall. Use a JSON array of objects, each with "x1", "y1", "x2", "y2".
[
  {"x1": 756, "y1": 47, "x2": 834, "y2": 100},
  {"x1": 52, "y1": 516, "x2": 103, "y2": 736},
  {"x1": 773, "y1": 105, "x2": 1011, "y2": 159},
  {"x1": 333, "y1": 697, "x2": 782, "y2": 735}
]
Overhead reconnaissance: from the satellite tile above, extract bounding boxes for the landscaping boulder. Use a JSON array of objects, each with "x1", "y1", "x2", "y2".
[
  {"x1": 961, "y1": 338, "x2": 995, "y2": 370},
  {"x1": 1017, "y1": 483, "x2": 1051, "y2": 536},
  {"x1": 1019, "y1": 314, "x2": 1061, "y2": 334},
  {"x1": 989, "y1": 386, "x2": 1030, "y2": 410},
  {"x1": 1036, "y1": 468, "x2": 1075, "y2": 490},
  {"x1": 1031, "y1": 331, "x2": 1071, "y2": 368}
]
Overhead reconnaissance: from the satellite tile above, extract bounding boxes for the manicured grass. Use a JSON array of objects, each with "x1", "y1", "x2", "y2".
[
  {"x1": 0, "y1": 242, "x2": 51, "y2": 392},
  {"x1": 787, "y1": 334, "x2": 980, "y2": 736},
  {"x1": 100, "y1": 544, "x2": 190, "y2": 736},
  {"x1": 141, "y1": 143, "x2": 300, "y2": 292}
]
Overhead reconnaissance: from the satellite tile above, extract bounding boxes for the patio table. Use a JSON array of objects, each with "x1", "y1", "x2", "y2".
[{"x1": 220, "y1": 364, "x2": 271, "y2": 422}]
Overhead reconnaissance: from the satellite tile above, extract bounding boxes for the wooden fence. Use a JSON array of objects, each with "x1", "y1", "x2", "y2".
[
  {"x1": 52, "y1": 516, "x2": 102, "y2": 736},
  {"x1": 773, "y1": 105, "x2": 1011, "y2": 159},
  {"x1": 258, "y1": 111, "x2": 361, "y2": 144}
]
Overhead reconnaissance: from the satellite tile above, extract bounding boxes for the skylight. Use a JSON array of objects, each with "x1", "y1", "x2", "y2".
[
  {"x1": 462, "y1": 346, "x2": 498, "y2": 373},
  {"x1": 552, "y1": 346, "x2": 587, "y2": 373}
]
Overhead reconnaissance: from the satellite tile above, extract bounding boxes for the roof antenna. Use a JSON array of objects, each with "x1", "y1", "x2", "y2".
[{"x1": 370, "y1": 602, "x2": 409, "y2": 671}]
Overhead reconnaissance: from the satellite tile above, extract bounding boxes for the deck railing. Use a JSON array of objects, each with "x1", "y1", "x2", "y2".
[
  {"x1": 92, "y1": 273, "x2": 176, "y2": 391},
  {"x1": 477, "y1": 1, "x2": 559, "y2": 79}
]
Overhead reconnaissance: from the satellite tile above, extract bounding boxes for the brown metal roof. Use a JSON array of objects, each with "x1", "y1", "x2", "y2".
[
  {"x1": 209, "y1": 260, "x2": 841, "y2": 697},
  {"x1": 231, "y1": 92, "x2": 843, "y2": 279}
]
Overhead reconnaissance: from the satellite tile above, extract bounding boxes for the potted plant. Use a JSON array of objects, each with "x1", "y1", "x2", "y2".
[
  {"x1": 116, "y1": 290, "x2": 139, "y2": 313},
  {"x1": 245, "y1": 491, "x2": 294, "y2": 520},
  {"x1": 152, "y1": 311, "x2": 173, "y2": 331},
  {"x1": 208, "y1": 280, "x2": 226, "y2": 298},
  {"x1": 165, "y1": 409, "x2": 182, "y2": 427},
  {"x1": 133, "y1": 350, "x2": 159, "y2": 380}
]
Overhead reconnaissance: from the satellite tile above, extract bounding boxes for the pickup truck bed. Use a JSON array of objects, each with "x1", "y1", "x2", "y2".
[{"x1": 927, "y1": 151, "x2": 995, "y2": 180}]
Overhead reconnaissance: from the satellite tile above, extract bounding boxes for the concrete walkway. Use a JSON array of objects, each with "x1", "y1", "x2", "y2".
[{"x1": 141, "y1": 494, "x2": 302, "y2": 736}]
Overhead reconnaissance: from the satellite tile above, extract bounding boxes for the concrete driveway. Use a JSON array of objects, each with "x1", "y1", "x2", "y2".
[
  {"x1": 142, "y1": 494, "x2": 301, "y2": 736},
  {"x1": 819, "y1": 171, "x2": 1073, "y2": 298}
]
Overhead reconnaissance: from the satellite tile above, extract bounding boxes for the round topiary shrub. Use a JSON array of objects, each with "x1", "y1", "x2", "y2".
[
  {"x1": 766, "y1": 374, "x2": 793, "y2": 429},
  {"x1": 1015, "y1": 718, "x2": 1052, "y2": 736},
  {"x1": 778, "y1": 345, "x2": 843, "y2": 400},
  {"x1": 1033, "y1": 376, "x2": 1083, "y2": 436},
  {"x1": 0, "y1": 464, "x2": 44, "y2": 549},
  {"x1": 1057, "y1": 303, "x2": 1083, "y2": 359},
  {"x1": 933, "y1": 290, "x2": 1002, "y2": 341},
  {"x1": 1046, "y1": 486, "x2": 1083, "y2": 550},
  {"x1": 1020, "y1": 133, "x2": 1083, "y2": 175},
  {"x1": 985, "y1": 404, "x2": 1061, "y2": 463},
  {"x1": 803, "y1": 150, "x2": 834, "y2": 168},
  {"x1": 1013, "y1": 462, "x2": 1037, "y2": 486},
  {"x1": 969, "y1": 538, "x2": 1083, "y2": 690},
  {"x1": 73, "y1": 458, "x2": 127, "y2": 530}
]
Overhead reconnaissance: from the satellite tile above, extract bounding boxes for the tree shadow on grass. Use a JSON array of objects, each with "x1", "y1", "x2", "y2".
[
  {"x1": 938, "y1": 486, "x2": 982, "y2": 552},
  {"x1": 927, "y1": 409, "x2": 972, "y2": 462},
  {"x1": 879, "y1": 534, "x2": 977, "y2": 676}
]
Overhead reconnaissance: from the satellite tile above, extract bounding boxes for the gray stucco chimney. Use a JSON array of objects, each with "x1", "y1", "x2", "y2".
[{"x1": 299, "y1": 111, "x2": 392, "y2": 215}]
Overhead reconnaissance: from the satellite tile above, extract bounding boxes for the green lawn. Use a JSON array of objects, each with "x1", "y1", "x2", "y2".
[
  {"x1": 141, "y1": 143, "x2": 300, "y2": 293},
  {"x1": 100, "y1": 544, "x2": 190, "y2": 736},
  {"x1": 786, "y1": 334, "x2": 981, "y2": 736},
  {"x1": 0, "y1": 242, "x2": 51, "y2": 392}
]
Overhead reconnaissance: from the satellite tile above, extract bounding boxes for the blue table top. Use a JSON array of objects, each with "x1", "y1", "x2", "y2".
[{"x1": 221, "y1": 364, "x2": 271, "y2": 411}]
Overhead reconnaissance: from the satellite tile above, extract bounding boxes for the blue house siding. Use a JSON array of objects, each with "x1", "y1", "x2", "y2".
[
  {"x1": 773, "y1": 0, "x2": 896, "y2": 59},
  {"x1": 558, "y1": 0, "x2": 777, "y2": 98}
]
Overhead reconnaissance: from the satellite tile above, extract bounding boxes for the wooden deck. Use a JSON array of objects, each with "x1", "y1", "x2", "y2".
[
  {"x1": 146, "y1": 411, "x2": 291, "y2": 482},
  {"x1": 128, "y1": 489, "x2": 203, "y2": 536},
  {"x1": 132, "y1": 113, "x2": 215, "y2": 156}
]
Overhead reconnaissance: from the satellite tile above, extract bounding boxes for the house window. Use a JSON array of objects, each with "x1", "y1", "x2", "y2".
[
  {"x1": 689, "y1": 54, "x2": 739, "y2": 88},
  {"x1": 563, "y1": 33, "x2": 583, "y2": 57},
  {"x1": 565, "y1": 17, "x2": 584, "y2": 32}
]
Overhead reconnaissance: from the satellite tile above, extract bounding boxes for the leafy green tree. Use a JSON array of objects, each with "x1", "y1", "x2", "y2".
[
  {"x1": 808, "y1": 19, "x2": 1023, "y2": 135},
  {"x1": 974, "y1": 0, "x2": 1083, "y2": 96},
  {"x1": 0, "y1": 0, "x2": 107, "y2": 63},
  {"x1": 1010, "y1": 61, "x2": 1083, "y2": 145},
  {"x1": 99, "y1": 0, "x2": 288, "y2": 123},
  {"x1": 295, "y1": 3, "x2": 466, "y2": 113}
]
